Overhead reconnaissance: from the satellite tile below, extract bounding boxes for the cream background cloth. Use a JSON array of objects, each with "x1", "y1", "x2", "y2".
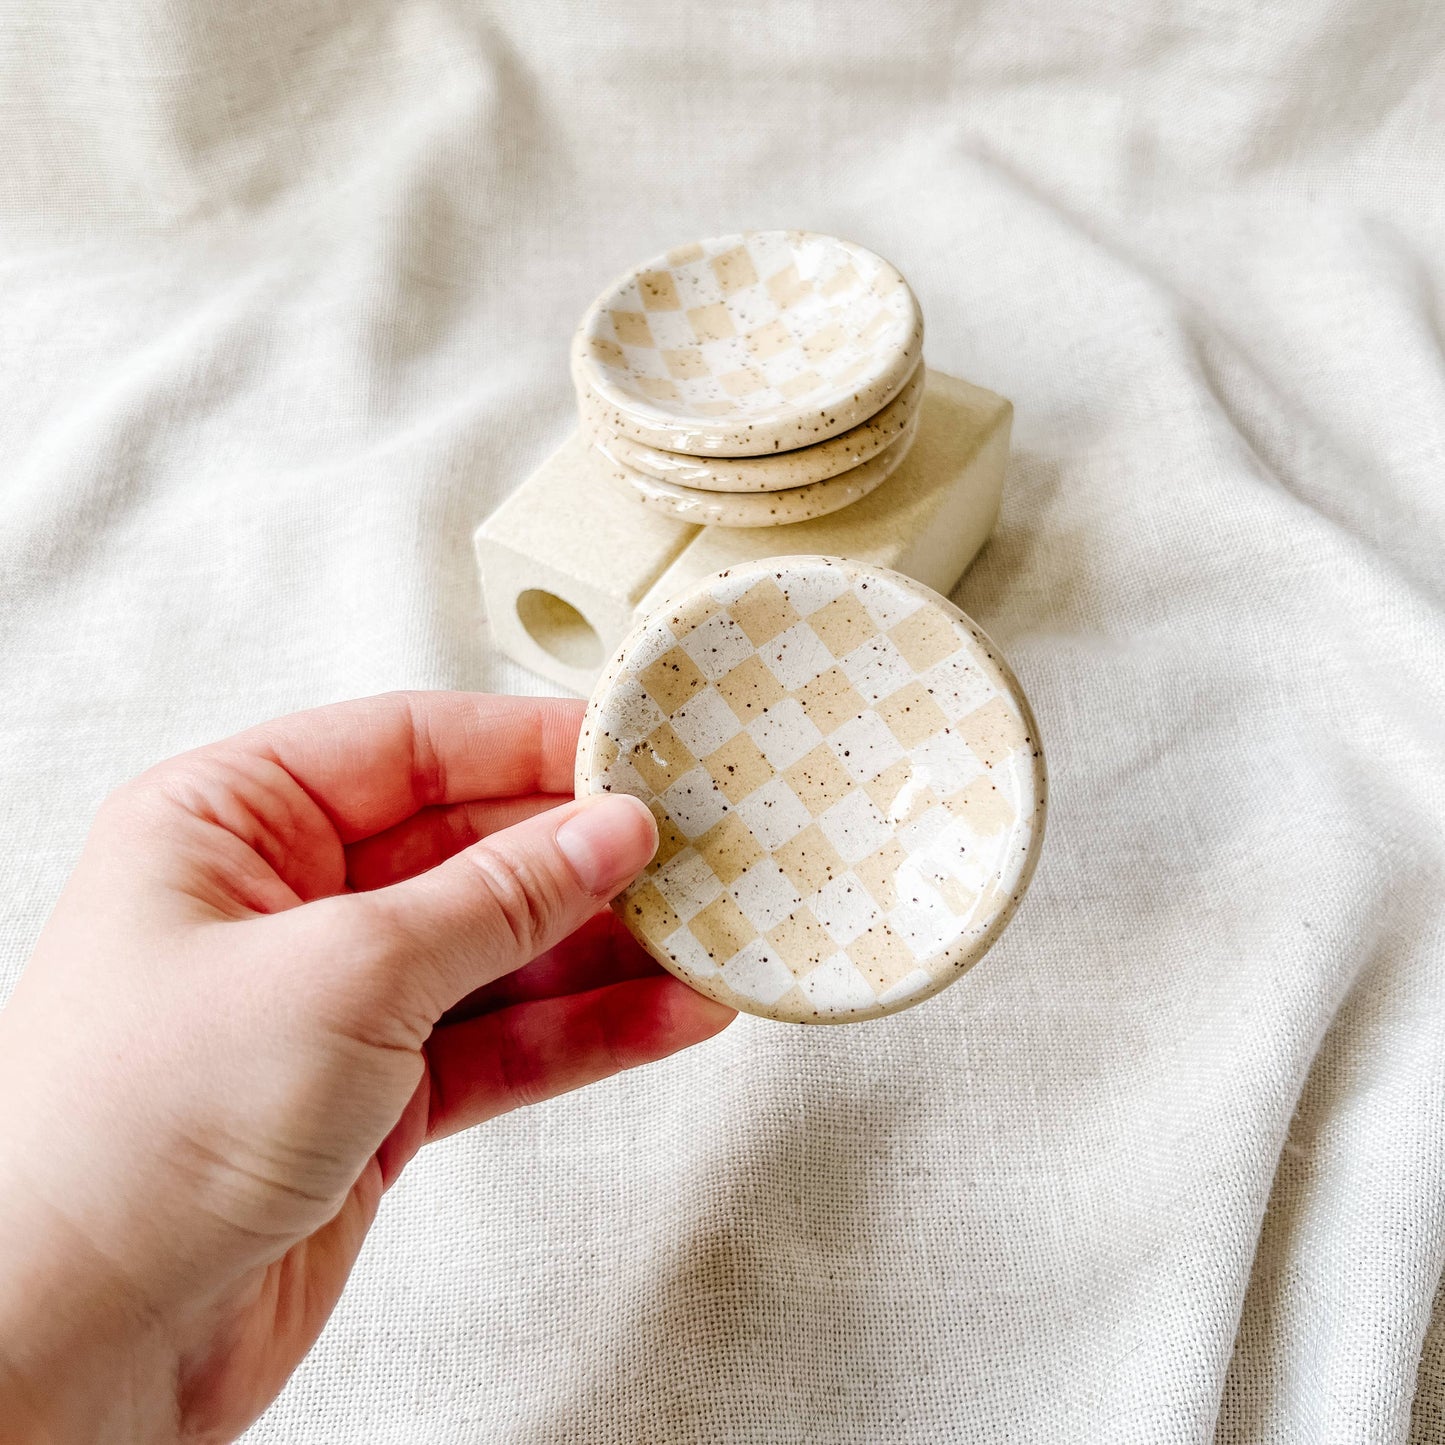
[{"x1": 2, "y1": 3, "x2": 1443, "y2": 1440}]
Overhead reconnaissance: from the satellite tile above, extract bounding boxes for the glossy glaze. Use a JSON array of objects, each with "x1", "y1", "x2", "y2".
[
  {"x1": 575, "y1": 556, "x2": 1047, "y2": 1023},
  {"x1": 572, "y1": 232, "x2": 923, "y2": 456}
]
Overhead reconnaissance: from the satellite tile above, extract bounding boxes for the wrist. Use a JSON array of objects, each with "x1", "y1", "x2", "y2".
[{"x1": 0, "y1": 1164, "x2": 180, "y2": 1444}]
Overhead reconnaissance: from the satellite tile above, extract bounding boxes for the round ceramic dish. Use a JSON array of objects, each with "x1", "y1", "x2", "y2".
[
  {"x1": 575, "y1": 556, "x2": 1047, "y2": 1023},
  {"x1": 575, "y1": 360, "x2": 927, "y2": 494},
  {"x1": 572, "y1": 232, "x2": 924, "y2": 457},
  {"x1": 596, "y1": 407, "x2": 919, "y2": 529}
]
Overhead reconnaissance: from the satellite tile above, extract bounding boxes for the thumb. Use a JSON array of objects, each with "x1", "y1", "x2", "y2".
[{"x1": 350, "y1": 793, "x2": 659, "y2": 1022}]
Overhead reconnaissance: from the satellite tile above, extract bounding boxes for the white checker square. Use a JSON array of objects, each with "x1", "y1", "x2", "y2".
[
  {"x1": 722, "y1": 939, "x2": 795, "y2": 1006},
  {"x1": 798, "y1": 953, "x2": 878, "y2": 1011},
  {"x1": 888, "y1": 888, "x2": 959, "y2": 957},
  {"x1": 878, "y1": 968, "x2": 933, "y2": 1008},
  {"x1": 734, "y1": 775, "x2": 813, "y2": 851},
  {"x1": 680, "y1": 610, "x2": 758, "y2": 682},
  {"x1": 653, "y1": 850, "x2": 722, "y2": 922},
  {"x1": 760, "y1": 621, "x2": 835, "y2": 691},
  {"x1": 910, "y1": 728, "x2": 986, "y2": 793},
  {"x1": 626, "y1": 625, "x2": 683, "y2": 673},
  {"x1": 858, "y1": 581, "x2": 927, "y2": 631},
  {"x1": 922, "y1": 654, "x2": 997, "y2": 722},
  {"x1": 669, "y1": 686, "x2": 744, "y2": 759},
  {"x1": 730, "y1": 858, "x2": 805, "y2": 932},
  {"x1": 606, "y1": 678, "x2": 665, "y2": 742},
  {"x1": 912, "y1": 819, "x2": 995, "y2": 893},
  {"x1": 811, "y1": 874, "x2": 884, "y2": 944},
  {"x1": 817, "y1": 790, "x2": 893, "y2": 864},
  {"x1": 897, "y1": 803, "x2": 954, "y2": 855},
  {"x1": 661, "y1": 924, "x2": 722, "y2": 979},
  {"x1": 780, "y1": 567, "x2": 851, "y2": 616},
  {"x1": 840, "y1": 635, "x2": 915, "y2": 703},
  {"x1": 828, "y1": 711, "x2": 907, "y2": 783},
  {"x1": 650, "y1": 309, "x2": 699, "y2": 351},
  {"x1": 748, "y1": 698, "x2": 825, "y2": 770},
  {"x1": 659, "y1": 766, "x2": 730, "y2": 839}
]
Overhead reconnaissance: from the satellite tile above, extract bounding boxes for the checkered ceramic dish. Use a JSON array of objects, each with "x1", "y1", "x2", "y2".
[
  {"x1": 575, "y1": 556, "x2": 1047, "y2": 1023},
  {"x1": 573, "y1": 232, "x2": 924, "y2": 457},
  {"x1": 593, "y1": 407, "x2": 920, "y2": 529},
  {"x1": 574, "y1": 359, "x2": 926, "y2": 494}
]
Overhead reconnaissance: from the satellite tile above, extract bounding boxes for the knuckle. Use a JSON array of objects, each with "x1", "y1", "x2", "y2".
[{"x1": 463, "y1": 843, "x2": 565, "y2": 959}]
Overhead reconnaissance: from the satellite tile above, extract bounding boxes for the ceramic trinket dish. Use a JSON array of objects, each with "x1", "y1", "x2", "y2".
[
  {"x1": 573, "y1": 231, "x2": 924, "y2": 456},
  {"x1": 575, "y1": 555, "x2": 1046, "y2": 1023},
  {"x1": 574, "y1": 355, "x2": 927, "y2": 493},
  {"x1": 594, "y1": 407, "x2": 921, "y2": 528}
]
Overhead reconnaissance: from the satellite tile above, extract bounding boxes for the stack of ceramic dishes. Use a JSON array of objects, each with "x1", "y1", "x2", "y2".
[{"x1": 571, "y1": 231, "x2": 925, "y2": 529}]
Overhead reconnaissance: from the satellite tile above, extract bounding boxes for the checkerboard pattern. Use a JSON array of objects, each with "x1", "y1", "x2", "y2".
[
  {"x1": 579, "y1": 232, "x2": 921, "y2": 430},
  {"x1": 576, "y1": 558, "x2": 1046, "y2": 1023}
]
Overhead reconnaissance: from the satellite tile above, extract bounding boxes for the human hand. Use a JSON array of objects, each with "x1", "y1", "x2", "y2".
[{"x1": 0, "y1": 692, "x2": 733, "y2": 1443}]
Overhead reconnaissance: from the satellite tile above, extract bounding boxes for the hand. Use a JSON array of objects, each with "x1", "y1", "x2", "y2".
[{"x1": 0, "y1": 692, "x2": 733, "y2": 1443}]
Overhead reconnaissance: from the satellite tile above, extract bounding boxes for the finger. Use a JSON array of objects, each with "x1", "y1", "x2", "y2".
[
  {"x1": 441, "y1": 910, "x2": 662, "y2": 1022},
  {"x1": 423, "y1": 975, "x2": 735, "y2": 1139},
  {"x1": 197, "y1": 692, "x2": 585, "y2": 843},
  {"x1": 345, "y1": 792, "x2": 659, "y2": 1025},
  {"x1": 344, "y1": 794, "x2": 571, "y2": 891}
]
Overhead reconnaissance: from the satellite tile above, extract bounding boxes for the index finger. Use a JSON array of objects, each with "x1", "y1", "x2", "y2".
[{"x1": 207, "y1": 691, "x2": 585, "y2": 843}]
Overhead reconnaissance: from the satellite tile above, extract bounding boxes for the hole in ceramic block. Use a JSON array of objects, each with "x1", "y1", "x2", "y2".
[{"x1": 516, "y1": 589, "x2": 604, "y2": 670}]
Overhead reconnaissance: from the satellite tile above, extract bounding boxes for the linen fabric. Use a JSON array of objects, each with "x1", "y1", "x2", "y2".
[{"x1": 1, "y1": 3, "x2": 1442, "y2": 1441}]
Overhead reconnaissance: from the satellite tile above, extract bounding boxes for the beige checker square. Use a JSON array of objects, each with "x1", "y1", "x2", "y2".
[
  {"x1": 637, "y1": 270, "x2": 681, "y2": 310},
  {"x1": 729, "y1": 579, "x2": 800, "y2": 646},
  {"x1": 690, "y1": 894, "x2": 757, "y2": 964},
  {"x1": 666, "y1": 242, "x2": 704, "y2": 266},
  {"x1": 648, "y1": 804, "x2": 689, "y2": 870},
  {"x1": 772, "y1": 823, "x2": 846, "y2": 895},
  {"x1": 663, "y1": 348, "x2": 709, "y2": 380},
  {"x1": 765, "y1": 262, "x2": 808, "y2": 310},
  {"x1": 777, "y1": 368, "x2": 824, "y2": 401},
  {"x1": 622, "y1": 880, "x2": 681, "y2": 942},
  {"x1": 943, "y1": 775, "x2": 1016, "y2": 836},
  {"x1": 632, "y1": 375, "x2": 680, "y2": 401},
  {"x1": 889, "y1": 606, "x2": 960, "y2": 671},
  {"x1": 767, "y1": 908, "x2": 833, "y2": 978},
  {"x1": 957, "y1": 695, "x2": 1031, "y2": 770},
  {"x1": 590, "y1": 336, "x2": 625, "y2": 369},
  {"x1": 719, "y1": 367, "x2": 767, "y2": 398},
  {"x1": 687, "y1": 303, "x2": 736, "y2": 342},
  {"x1": 638, "y1": 646, "x2": 709, "y2": 715},
  {"x1": 703, "y1": 730, "x2": 774, "y2": 804},
  {"x1": 853, "y1": 837, "x2": 910, "y2": 911},
  {"x1": 578, "y1": 556, "x2": 1045, "y2": 1025},
  {"x1": 794, "y1": 666, "x2": 866, "y2": 735},
  {"x1": 846, "y1": 922, "x2": 919, "y2": 992},
  {"x1": 715, "y1": 655, "x2": 787, "y2": 721},
  {"x1": 695, "y1": 813, "x2": 766, "y2": 886},
  {"x1": 802, "y1": 322, "x2": 847, "y2": 362},
  {"x1": 611, "y1": 310, "x2": 655, "y2": 348},
  {"x1": 711, "y1": 245, "x2": 759, "y2": 294},
  {"x1": 807, "y1": 591, "x2": 877, "y2": 658},
  {"x1": 782, "y1": 744, "x2": 854, "y2": 816},
  {"x1": 745, "y1": 319, "x2": 794, "y2": 360},
  {"x1": 875, "y1": 680, "x2": 950, "y2": 748},
  {"x1": 864, "y1": 758, "x2": 939, "y2": 825},
  {"x1": 629, "y1": 720, "x2": 694, "y2": 794}
]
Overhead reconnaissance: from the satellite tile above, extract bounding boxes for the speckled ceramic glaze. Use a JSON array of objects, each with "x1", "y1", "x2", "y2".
[
  {"x1": 595, "y1": 409, "x2": 920, "y2": 529},
  {"x1": 576, "y1": 361, "x2": 926, "y2": 494},
  {"x1": 575, "y1": 556, "x2": 1047, "y2": 1024},
  {"x1": 573, "y1": 232, "x2": 924, "y2": 456}
]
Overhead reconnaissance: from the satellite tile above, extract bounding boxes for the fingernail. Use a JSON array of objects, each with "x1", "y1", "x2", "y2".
[{"x1": 555, "y1": 794, "x2": 659, "y2": 897}]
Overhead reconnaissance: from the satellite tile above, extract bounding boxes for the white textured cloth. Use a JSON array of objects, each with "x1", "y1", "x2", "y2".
[{"x1": 2, "y1": 3, "x2": 1443, "y2": 1440}]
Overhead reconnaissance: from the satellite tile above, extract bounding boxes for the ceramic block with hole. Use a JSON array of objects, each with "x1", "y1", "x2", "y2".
[{"x1": 474, "y1": 368, "x2": 1012, "y2": 694}]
